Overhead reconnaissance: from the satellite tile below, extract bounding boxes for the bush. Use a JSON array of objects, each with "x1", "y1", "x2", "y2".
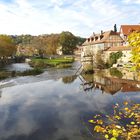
[
  {"x1": 19, "y1": 68, "x2": 43, "y2": 76},
  {"x1": 110, "y1": 68, "x2": 123, "y2": 78},
  {"x1": 108, "y1": 51, "x2": 123, "y2": 67},
  {"x1": 0, "y1": 71, "x2": 11, "y2": 79}
]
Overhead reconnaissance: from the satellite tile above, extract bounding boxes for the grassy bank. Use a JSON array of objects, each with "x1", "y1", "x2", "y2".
[{"x1": 29, "y1": 57, "x2": 74, "y2": 68}]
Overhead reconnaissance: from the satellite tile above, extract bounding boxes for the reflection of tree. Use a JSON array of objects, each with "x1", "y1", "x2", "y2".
[
  {"x1": 0, "y1": 90, "x2": 2, "y2": 98},
  {"x1": 62, "y1": 75, "x2": 77, "y2": 84},
  {"x1": 110, "y1": 68, "x2": 123, "y2": 78}
]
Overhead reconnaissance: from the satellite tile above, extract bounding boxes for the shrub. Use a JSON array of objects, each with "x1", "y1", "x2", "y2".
[
  {"x1": 19, "y1": 68, "x2": 43, "y2": 76},
  {"x1": 108, "y1": 51, "x2": 123, "y2": 67},
  {"x1": 110, "y1": 68, "x2": 123, "y2": 78}
]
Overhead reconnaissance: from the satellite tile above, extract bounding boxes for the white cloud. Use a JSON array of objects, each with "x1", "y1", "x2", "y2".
[
  {"x1": 0, "y1": 0, "x2": 139, "y2": 37},
  {"x1": 123, "y1": 0, "x2": 140, "y2": 4}
]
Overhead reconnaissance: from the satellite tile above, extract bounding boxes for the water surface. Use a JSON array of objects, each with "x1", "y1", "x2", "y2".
[{"x1": 0, "y1": 62, "x2": 140, "y2": 140}]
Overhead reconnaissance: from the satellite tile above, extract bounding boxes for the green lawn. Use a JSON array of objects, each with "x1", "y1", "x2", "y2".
[{"x1": 30, "y1": 57, "x2": 74, "y2": 68}]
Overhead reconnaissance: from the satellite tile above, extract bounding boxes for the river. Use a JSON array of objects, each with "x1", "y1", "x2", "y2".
[{"x1": 0, "y1": 62, "x2": 140, "y2": 140}]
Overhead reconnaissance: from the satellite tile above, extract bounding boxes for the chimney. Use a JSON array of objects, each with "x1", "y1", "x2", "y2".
[
  {"x1": 101, "y1": 30, "x2": 103, "y2": 34},
  {"x1": 114, "y1": 24, "x2": 117, "y2": 32}
]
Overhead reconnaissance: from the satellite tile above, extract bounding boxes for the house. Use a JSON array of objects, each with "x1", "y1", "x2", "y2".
[
  {"x1": 104, "y1": 46, "x2": 132, "y2": 64},
  {"x1": 56, "y1": 46, "x2": 63, "y2": 55},
  {"x1": 120, "y1": 24, "x2": 140, "y2": 45},
  {"x1": 82, "y1": 30, "x2": 123, "y2": 58}
]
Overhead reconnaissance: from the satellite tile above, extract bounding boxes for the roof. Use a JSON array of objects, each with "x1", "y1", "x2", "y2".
[
  {"x1": 83, "y1": 30, "x2": 122, "y2": 46},
  {"x1": 120, "y1": 25, "x2": 140, "y2": 36},
  {"x1": 106, "y1": 46, "x2": 131, "y2": 51}
]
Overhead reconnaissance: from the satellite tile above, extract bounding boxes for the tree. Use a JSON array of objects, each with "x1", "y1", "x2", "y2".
[
  {"x1": 45, "y1": 34, "x2": 59, "y2": 55},
  {"x1": 108, "y1": 51, "x2": 122, "y2": 67},
  {"x1": 59, "y1": 31, "x2": 78, "y2": 55},
  {"x1": 127, "y1": 31, "x2": 140, "y2": 71},
  {"x1": 30, "y1": 36, "x2": 47, "y2": 58},
  {"x1": 95, "y1": 50, "x2": 106, "y2": 69},
  {"x1": 0, "y1": 35, "x2": 16, "y2": 57}
]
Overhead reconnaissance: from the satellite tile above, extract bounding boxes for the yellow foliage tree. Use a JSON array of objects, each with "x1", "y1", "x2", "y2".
[
  {"x1": 127, "y1": 31, "x2": 140, "y2": 71},
  {"x1": 0, "y1": 35, "x2": 16, "y2": 57}
]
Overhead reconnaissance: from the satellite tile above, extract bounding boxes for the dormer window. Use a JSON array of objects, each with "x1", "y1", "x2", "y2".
[
  {"x1": 91, "y1": 37, "x2": 94, "y2": 41},
  {"x1": 95, "y1": 36, "x2": 98, "y2": 41},
  {"x1": 88, "y1": 38, "x2": 90, "y2": 42},
  {"x1": 100, "y1": 35, "x2": 103, "y2": 40}
]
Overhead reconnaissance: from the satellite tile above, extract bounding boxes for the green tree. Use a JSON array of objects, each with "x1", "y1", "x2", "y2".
[
  {"x1": 108, "y1": 51, "x2": 122, "y2": 67},
  {"x1": 59, "y1": 31, "x2": 78, "y2": 55},
  {"x1": 0, "y1": 35, "x2": 16, "y2": 57},
  {"x1": 95, "y1": 50, "x2": 106, "y2": 69},
  {"x1": 127, "y1": 31, "x2": 140, "y2": 71}
]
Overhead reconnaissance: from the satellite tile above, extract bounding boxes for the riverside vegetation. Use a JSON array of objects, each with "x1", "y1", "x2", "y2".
[
  {"x1": 0, "y1": 68, "x2": 43, "y2": 80},
  {"x1": 29, "y1": 57, "x2": 74, "y2": 69}
]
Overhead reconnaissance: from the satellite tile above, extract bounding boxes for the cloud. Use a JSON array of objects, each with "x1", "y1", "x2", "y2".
[
  {"x1": 0, "y1": 0, "x2": 139, "y2": 37},
  {"x1": 123, "y1": 0, "x2": 140, "y2": 4}
]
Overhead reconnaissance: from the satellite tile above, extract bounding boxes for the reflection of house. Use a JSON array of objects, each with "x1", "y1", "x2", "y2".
[
  {"x1": 120, "y1": 25, "x2": 140, "y2": 45},
  {"x1": 80, "y1": 73, "x2": 140, "y2": 95}
]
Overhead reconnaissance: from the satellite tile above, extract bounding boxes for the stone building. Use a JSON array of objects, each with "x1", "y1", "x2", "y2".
[{"x1": 81, "y1": 30, "x2": 123, "y2": 58}]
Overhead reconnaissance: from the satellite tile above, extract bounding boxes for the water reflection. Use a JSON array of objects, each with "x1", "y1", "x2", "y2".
[
  {"x1": 80, "y1": 70, "x2": 140, "y2": 95},
  {"x1": 0, "y1": 68, "x2": 139, "y2": 140},
  {"x1": 62, "y1": 75, "x2": 77, "y2": 84},
  {"x1": 4, "y1": 63, "x2": 33, "y2": 72}
]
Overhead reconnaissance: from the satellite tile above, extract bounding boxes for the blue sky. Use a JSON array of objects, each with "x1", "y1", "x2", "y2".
[{"x1": 0, "y1": 0, "x2": 140, "y2": 37}]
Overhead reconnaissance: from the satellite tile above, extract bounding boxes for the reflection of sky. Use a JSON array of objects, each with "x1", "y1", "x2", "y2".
[{"x1": 0, "y1": 77, "x2": 140, "y2": 140}]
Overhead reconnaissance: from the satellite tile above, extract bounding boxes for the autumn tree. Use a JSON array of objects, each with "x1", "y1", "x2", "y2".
[
  {"x1": 0, "y1": 35, "x2": 16, "y2": 58},
  {"x1": 59, "y1": 31, "x2": 78, "y2": 55},
  {"x1": 127, "y1": 31, "x2": 140, "y2": 71},
  {"x1": 95, "y1": 50, "x2": 106, "y2": 69},
  {"x1": 12, "y1": 34, "x2": 33, "y2": 45},
  {"x1": 44, "y1": 34, "x2": 59, "y2": 55},
  {"x1": 30, "y1": 36, "x2": 47, "y2": 58}
]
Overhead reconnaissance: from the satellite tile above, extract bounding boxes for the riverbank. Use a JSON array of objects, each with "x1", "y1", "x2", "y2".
[
  {"x1": 29, "y1": 57, "x2": 74, "y2": 68},
  {"x1": 0, "y1": 68, "x2": 43, "y2": 80}
]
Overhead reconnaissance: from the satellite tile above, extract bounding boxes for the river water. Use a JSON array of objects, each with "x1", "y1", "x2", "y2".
[{"x1": 0, "y1": 62, "x2": 140, "y2": 140}]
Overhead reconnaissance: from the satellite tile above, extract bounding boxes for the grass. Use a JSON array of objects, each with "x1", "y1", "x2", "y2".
[{"x1": 30, "y1": 57, "x2": 74, "y2": 68}]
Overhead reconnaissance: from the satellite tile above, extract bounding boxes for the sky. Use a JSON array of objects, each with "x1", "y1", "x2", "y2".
[{"x1": 0, "y1": 0, "x2": 140, "y2": 37}]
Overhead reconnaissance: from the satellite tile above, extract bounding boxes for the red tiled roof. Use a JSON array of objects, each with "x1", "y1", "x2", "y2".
[
  {"x1": 106, "y1": 46, "x2": 131, "y2": 51},
  {"x1": 83, "y1": 30, "x2": 122, "y2": 46},
  {"x1": 120, "y1": 25, "x2": 140, "y2": 36}
]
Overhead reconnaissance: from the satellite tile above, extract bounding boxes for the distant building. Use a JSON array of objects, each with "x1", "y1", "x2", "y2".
[
  {"x1": 120, "y1": 24, "x2": 140, "y2": 45},
  {"x1": 56, "y1": 46, "x2": 63, "y2": 55},
  {"x1": 82, "y1": 30, "x2": 123, "y2": 57},
  {"x1": 81, "y1": 24, "x2": 140, "y2": 69}
]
